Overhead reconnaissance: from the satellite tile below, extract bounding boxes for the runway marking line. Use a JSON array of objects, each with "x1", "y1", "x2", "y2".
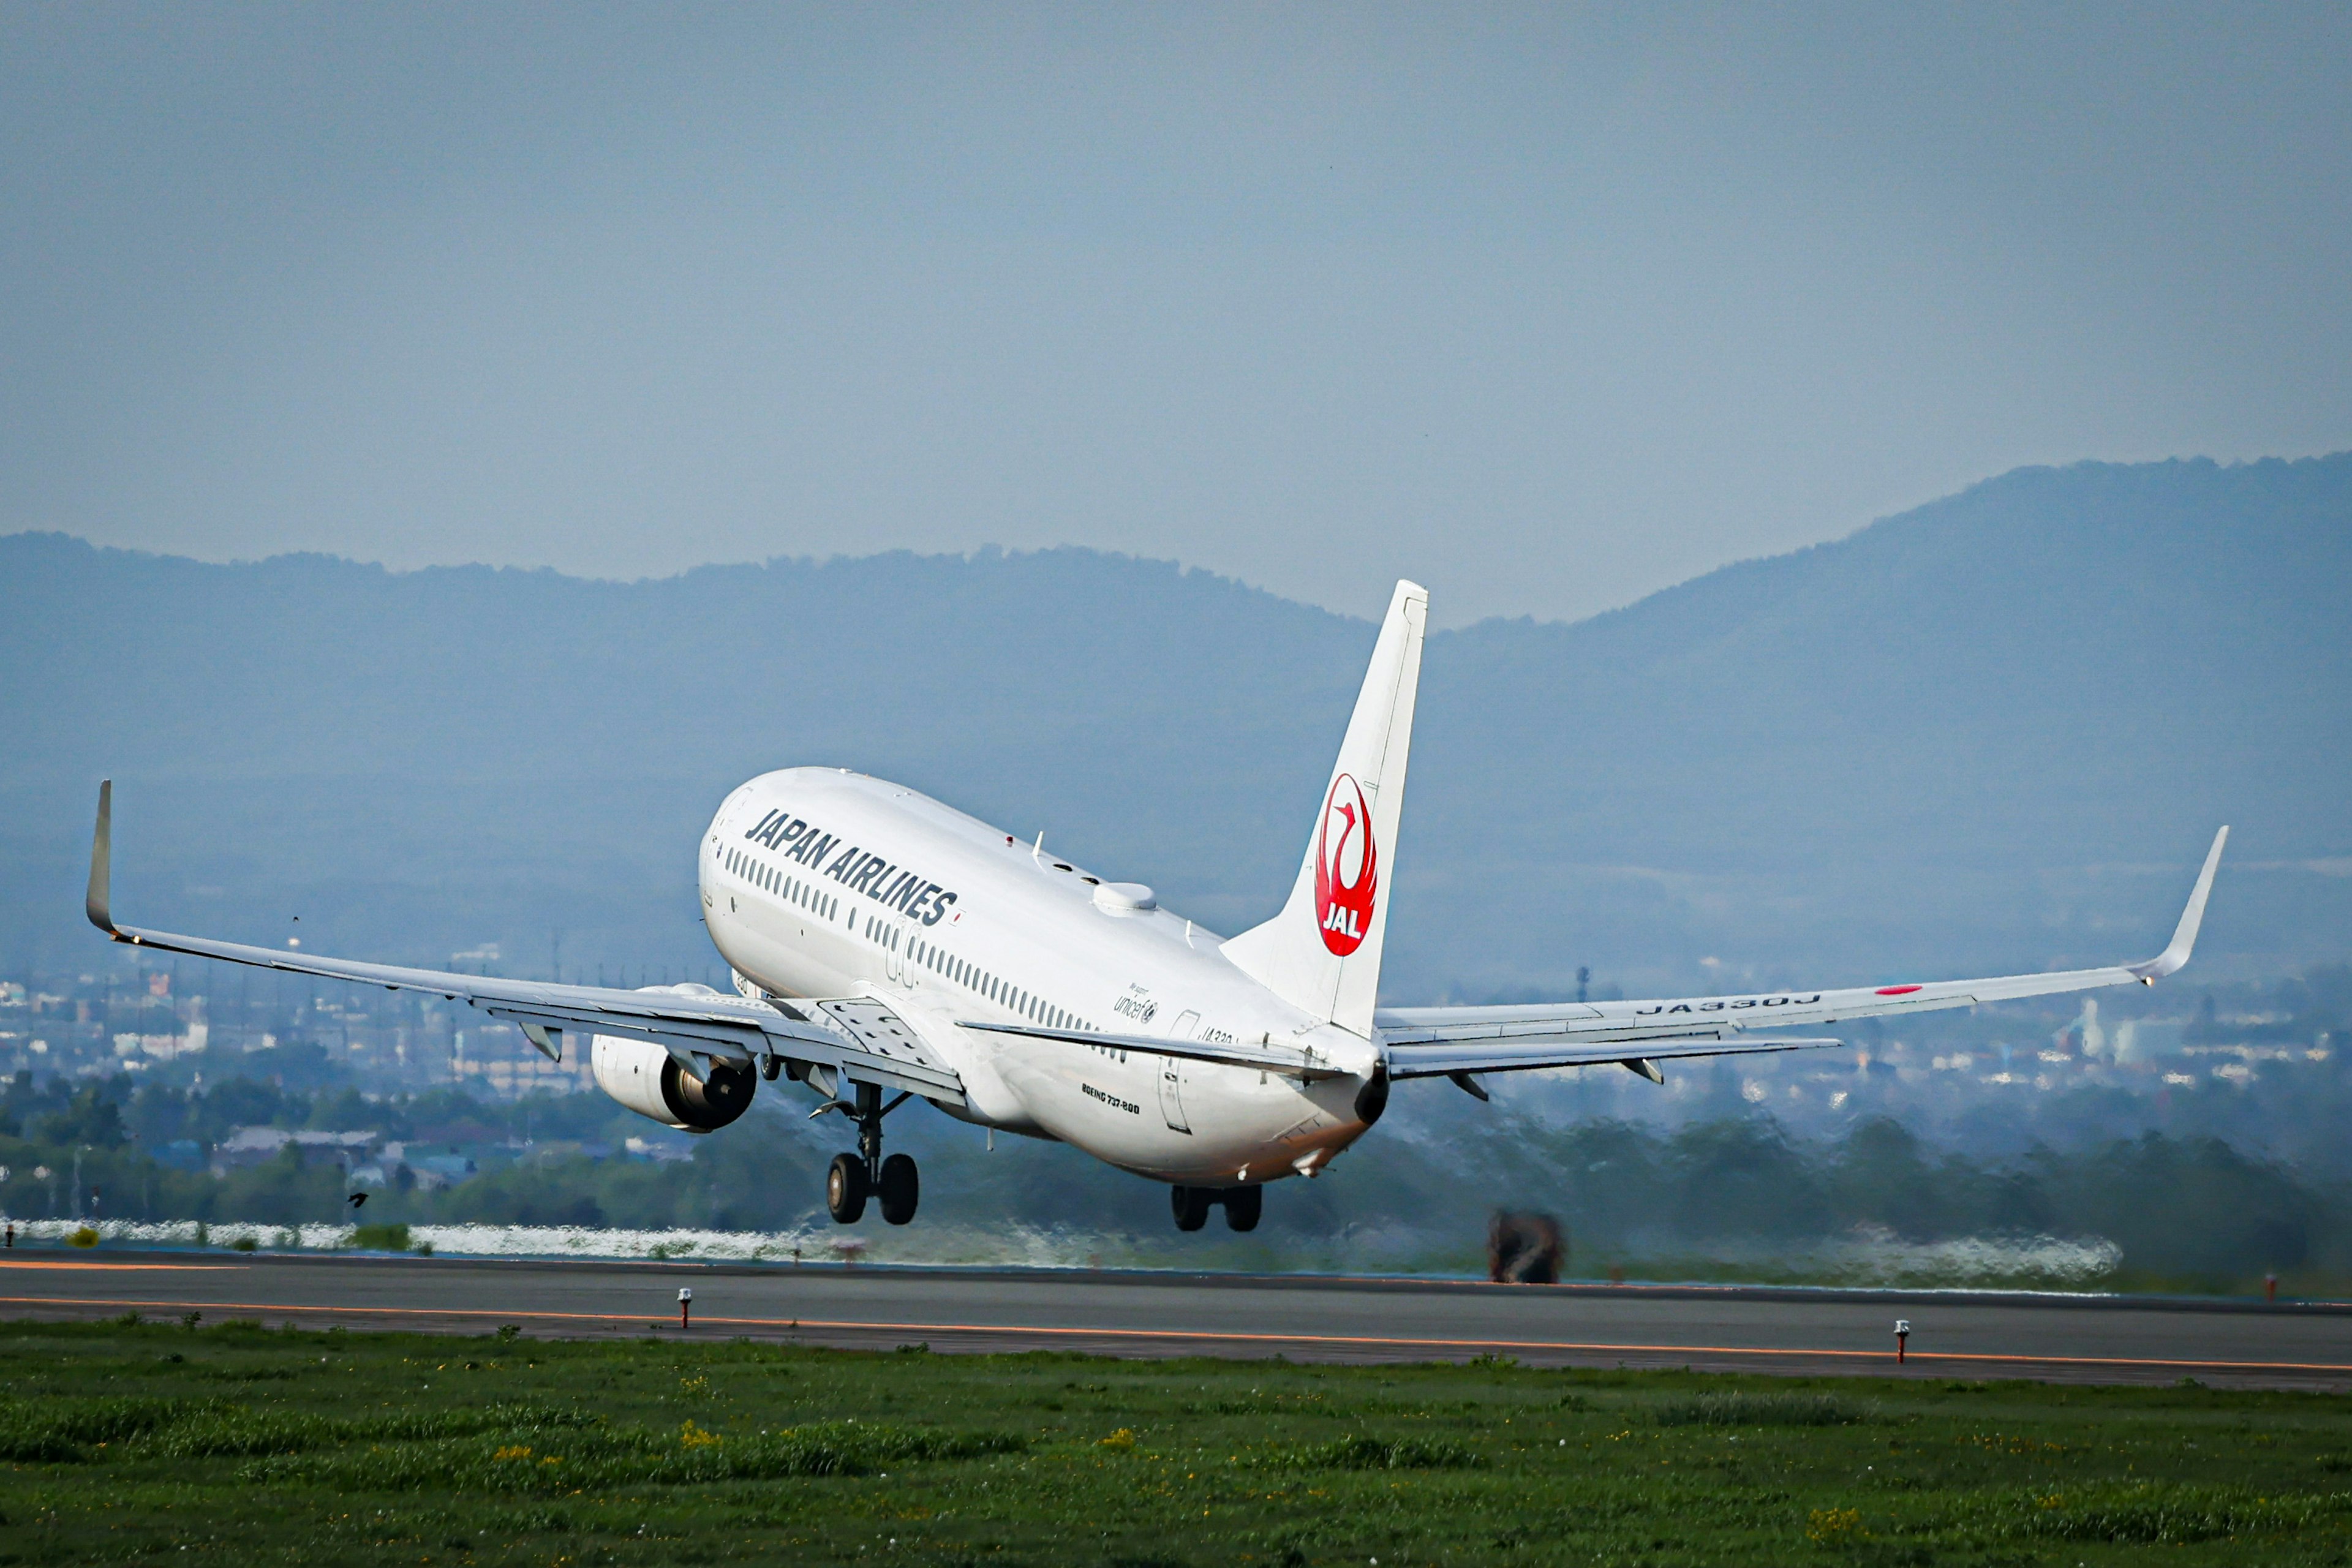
[
  {"x1": 7, "y1": 1294, "x2": 2351, "y2": 1378},
  {"x1": 0, "y1": 1263, "x2": 234, "y2": 1272}
]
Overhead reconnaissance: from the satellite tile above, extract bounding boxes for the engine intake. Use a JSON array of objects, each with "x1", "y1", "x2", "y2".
[{"x1": 592, "y1": 1035, "x2": 756, "y2": 1131}]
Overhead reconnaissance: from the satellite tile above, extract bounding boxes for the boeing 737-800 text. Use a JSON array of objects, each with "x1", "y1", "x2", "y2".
[{"x1": 83, "y1": 581, "x2": 2228, "y2": 1231}]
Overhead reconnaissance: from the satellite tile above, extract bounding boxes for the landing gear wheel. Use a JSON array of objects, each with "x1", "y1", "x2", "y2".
[
  {"x1": 1222, "y1": 1185, "x2": 1262, "y2": 1232},
  {"x1": 1172, "y1": 1185, "x2": 1212, "y2": 1232},
  {"x1": 826, "y1": 1152, "x2": 868, "y2": 1224},
  {"x1": 878, "y1": 1153, "x2": 921, "y2": 1226}
]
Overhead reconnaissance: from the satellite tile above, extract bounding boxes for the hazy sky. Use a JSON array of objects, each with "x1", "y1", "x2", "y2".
[{"x1": 5, "y1": 6, "x2": 2348, "y2": 625}]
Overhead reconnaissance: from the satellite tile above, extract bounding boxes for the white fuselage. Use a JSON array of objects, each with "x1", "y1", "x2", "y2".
[{"x1": 698, "y1": 768, "x2": 1381, "y2": 1186}]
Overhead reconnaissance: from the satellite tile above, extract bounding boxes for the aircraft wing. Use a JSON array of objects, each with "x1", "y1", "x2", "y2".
[
  {"x1": 1376, "y1": 827, "x2": 2227, "y2": 1082},
  {"x1": 82, "y1": 783, "x2": 965, "y2": 1105}
]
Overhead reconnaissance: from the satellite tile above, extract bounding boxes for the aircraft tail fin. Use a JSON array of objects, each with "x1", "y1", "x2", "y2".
[{"x1": 1222, "y1": 579, "x2": 1427, "y2": 1038}]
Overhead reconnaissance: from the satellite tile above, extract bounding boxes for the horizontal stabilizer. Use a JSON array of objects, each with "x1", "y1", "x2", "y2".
[
  {"x1": 959, "y1": 1020, "x2": 1354, "y2": 1080},
  {"x1": 1385, "y1": 1035, "x2": 1841, "y2": 1080}
]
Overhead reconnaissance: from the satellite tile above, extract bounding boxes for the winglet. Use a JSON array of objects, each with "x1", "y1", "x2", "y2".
[
  {"x1": 87, "y1": 780, "x2": 120, "y2": 937},
  {"x1": 2128, "y1": 826, "x2": 2228, "y2": 981}
]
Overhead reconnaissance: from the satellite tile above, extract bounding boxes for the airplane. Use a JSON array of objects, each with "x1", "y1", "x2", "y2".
[{"x1": 82, "y1": 579, "x2": 2228, "y2": 1232}]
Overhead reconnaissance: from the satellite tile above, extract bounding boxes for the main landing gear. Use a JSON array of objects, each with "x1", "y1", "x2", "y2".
[
  {"x1": 824, "y1": 1081, "x2": 919, "y2": 1226},
  {"x1": 1171, "y1": 1183, "x2": 1261, "y2": 1233}
]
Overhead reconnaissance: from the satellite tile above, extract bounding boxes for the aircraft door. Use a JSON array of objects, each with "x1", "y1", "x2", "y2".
[{"x1": 1159, "y1": 1011, "x2": 1200, "y2": 1134}]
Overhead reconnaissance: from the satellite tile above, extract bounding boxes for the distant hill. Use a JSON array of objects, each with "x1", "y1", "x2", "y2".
[{"x1": 3, "y1": 453, "x2": 2347, "y2": 995}]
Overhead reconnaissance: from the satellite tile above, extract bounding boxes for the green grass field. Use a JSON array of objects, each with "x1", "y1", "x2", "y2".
[{"x1": 4, "y1": 1319, "x2": 2352, "y2": 1566}]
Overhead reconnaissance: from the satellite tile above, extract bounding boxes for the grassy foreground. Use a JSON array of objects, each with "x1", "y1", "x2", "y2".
[{"x1": 4, "y1": 1321, "x2": 2352, "y2": 1566}]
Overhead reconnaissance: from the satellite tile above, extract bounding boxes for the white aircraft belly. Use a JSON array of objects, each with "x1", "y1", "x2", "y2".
[{"x1": 1000, "y1": 1047, "x2": 1360, "y2": 1183}]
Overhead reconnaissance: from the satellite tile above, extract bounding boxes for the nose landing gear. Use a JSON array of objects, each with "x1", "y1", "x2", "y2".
[
  {"x1": 824, "y1": 1082, "x2": 919, "y2": 1226},
  {"x1": 1172, "y1": 1184, "x2": 1261, "y2": 1232}
]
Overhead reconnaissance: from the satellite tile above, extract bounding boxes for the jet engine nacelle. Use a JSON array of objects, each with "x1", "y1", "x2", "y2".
[{"x1": 592, "y1": 1035, "x2": 756, "y2": 1132}]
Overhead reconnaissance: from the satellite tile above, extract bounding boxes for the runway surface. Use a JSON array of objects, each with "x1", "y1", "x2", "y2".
[{"x1": 7, "y1": 1251, "x2": 2351, "y2": 1390}]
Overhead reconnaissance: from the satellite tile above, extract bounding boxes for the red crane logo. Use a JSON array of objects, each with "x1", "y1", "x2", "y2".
[{"x1": 1313, "y1": 773, "x2": 1378, "y2": 957}]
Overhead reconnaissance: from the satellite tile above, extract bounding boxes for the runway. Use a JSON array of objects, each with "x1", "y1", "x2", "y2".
[{"x1": 7, "y1": 1251, "x2": 2351, "y2": 1390}]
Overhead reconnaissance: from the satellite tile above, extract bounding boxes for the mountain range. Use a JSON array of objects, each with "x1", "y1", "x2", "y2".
[{"x1": 4, "y1": 453, "x2": 2347, "y2": 998}]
